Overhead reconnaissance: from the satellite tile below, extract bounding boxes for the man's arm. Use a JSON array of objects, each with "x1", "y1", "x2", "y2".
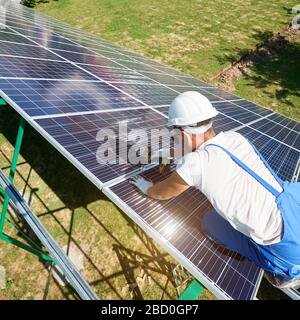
[
  {"x1": 129, "y1": 170, "x2": 186, "y2": 201},
  {"x1": 131, "y1": 152, "x2": 195, "y2": 200},
  {"x1": 147, "y1": 171, "x2": 189, "y2": 200}
]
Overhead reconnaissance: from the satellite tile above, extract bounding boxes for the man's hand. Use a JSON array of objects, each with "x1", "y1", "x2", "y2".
[{"x1": 130, "y1": 175, "x2": 153, "y2": 195}]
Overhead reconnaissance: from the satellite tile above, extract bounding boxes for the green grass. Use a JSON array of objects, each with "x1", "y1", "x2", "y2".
[
  {"x1": 35, "y1": 0, "x2": 300, "y2": 120},
  {"x1": 235, "y1": 37, "x2": 300, "y2": 120}
]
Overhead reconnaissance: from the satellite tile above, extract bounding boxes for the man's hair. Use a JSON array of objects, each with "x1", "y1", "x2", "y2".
[{"x1": 195, "y1": 118, "x2": 213, "y2": 127}]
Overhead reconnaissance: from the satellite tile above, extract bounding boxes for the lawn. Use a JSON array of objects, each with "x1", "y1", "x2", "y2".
[
  {"x1": 0, "y1": 0, "x2": 298, "y2": 300},
  {"x1": 35, "y1": 0, "x2": 300, "y2": 120}
]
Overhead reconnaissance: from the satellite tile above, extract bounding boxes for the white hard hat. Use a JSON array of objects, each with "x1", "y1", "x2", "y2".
[{"x1": 168, "y1": 91, "x2": 218, "y2": 127}]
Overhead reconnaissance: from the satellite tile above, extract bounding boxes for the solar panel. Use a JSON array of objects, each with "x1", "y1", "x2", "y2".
[
  {"x1": 134, "y1": 71, "x2": 199, "y2": 86},
  {"x1": 268, "y1": 113, "x2": 300, "y2": 132},
  {"x1": 52, "y1": 49, "x2": 127, "y2": 66},
  {"x1": 0, "y1": 1, "x2": 299, "y2": 300},
  {"x1": 237, "y1": 127, "x2": 300, "y2": 181},
  {"x1": 78, "y1": 65, "x2": 156, "y2": 84},
  {"x1": 0, "y1": 41, "x2": 62, "y2": 59},
  {"x1": 0, "y1": 30, "x2": 35, "y2": 43},
  {"x1": 233, "y1": 100, "x2": 273, "y2": 117},
  {"x1": 35, "y1": 108, "x2": 168, "y2": 185},
  {"x1": 247, "y1": 118, "x2": 300, "y2": 151},
  {"x1": 212, "y1": 101, "x2": 271, "y2": 124},
  {"x1": 0, "y1": 55, "x2": 97, "y2": 80},
  {"x1": 165, "y1": 86, "x2": 233, "y2": 102},
  {"x1": 0, "y1": 79, "x2": 143, "y2": 117},
  {"x1": 111, "y1": 83, "x2": 180, "y2": 105}
]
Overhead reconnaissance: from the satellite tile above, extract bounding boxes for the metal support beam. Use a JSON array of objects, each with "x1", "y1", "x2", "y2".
[
  {"x1": 0, "y1": 113, "x2": 54, "y2": 263},
  {"x1": 0, "y1": 118, "x2": 25, "y2": 234},
  {"x1": 0, "y1": 98, "x2": 7, "y2": 106},
  {"x1": 0, "y1": 233, "x2": 53, "y2": 262},
  {"x1": 0, "y1": 106, "x2": 54, "y2": 262},
  {"x1": 178, "y1": 279, "x2": 204, "y2": 300}
]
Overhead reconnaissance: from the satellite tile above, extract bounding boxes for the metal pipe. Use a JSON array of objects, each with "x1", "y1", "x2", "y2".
[{"x1": 0, "y1": 118, "x2": 25, "y2": 233}]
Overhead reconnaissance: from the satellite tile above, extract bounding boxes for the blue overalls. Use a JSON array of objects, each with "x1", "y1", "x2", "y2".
[{"x1": 201, "y1": 143, "x2": 300, "y2": 280}]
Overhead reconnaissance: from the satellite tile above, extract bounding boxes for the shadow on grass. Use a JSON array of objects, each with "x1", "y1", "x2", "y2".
[
  {"x1": 215, "y1": 30, "x2": 300, "y2": 110},
  {"x1": 21, "y1": 0, "x2": 54, "y2": 9},
  {"x1": 0, "y1": 107, "x2": 176, "y2": 300}
]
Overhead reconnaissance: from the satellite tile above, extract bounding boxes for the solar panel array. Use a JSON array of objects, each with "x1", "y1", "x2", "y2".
[{"x1": 0, "y1": 1, "x2": 299, "y2": 299}]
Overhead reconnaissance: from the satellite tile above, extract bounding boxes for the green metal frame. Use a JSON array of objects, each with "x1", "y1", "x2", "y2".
[
  {"x1": 178, "y1": 279, "x2": 204, "y2": 300},
  {"x1": 0, "y1": 98, "x2": 54, "y2": 263}
]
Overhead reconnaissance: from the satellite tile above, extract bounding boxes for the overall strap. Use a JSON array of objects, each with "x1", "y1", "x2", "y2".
[{"x1": 206, "y1": 143, "x2": 281, "y2": 198}]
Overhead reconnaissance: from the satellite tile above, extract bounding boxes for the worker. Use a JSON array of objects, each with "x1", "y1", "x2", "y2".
[{"x1": 130, "y1": 91, "x2": 300, "y2": 289}]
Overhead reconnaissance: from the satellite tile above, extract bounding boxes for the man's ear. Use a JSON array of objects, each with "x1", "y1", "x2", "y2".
[
  {"x1": 182, "y1": 131, "x2": 193, "y2": 154},
  {"x1": 196, "y1": 133, "x2": 205, "y2": 146}
]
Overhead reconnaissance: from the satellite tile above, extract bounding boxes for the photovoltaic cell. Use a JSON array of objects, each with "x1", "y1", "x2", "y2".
[
  {"x1": 237, "y1": 127, "x2": 300, "y2": 181},
  {"x1": 204, "y1": 87, "x2": 241, "y2": 101},
  {"x1": 0, "y1": 30, "x2": 34, "y2": 44},
  {"x1": 165, "y1": 86, "x2": 227, "y2": 102},
  {"x1": 0, "y1": 41, "x2": 62, "y2": 60},
  {"x1": 109, "y1": 59, "x2": 167, "y2": 74},
  {"x1": 233, "y1": 100, "x2": 273, "y2": 117},
  {"x1": 2, "y1": 18, "x2": 51, "y2": 35},
  {"x1": 174, "y1": 75, "x2": 214, "y2": 87},
  {"x1": 52, "y1": 49, "x2": 127, "y2": 68},
  {"x1": 110, "y1": 83, "x2": 180, "y2": 105},
  {"x1": 53, "y1": 46, "x2": 124, "y2": 61},
  {"x1": 46, "y1": 40, "x2": 115, "y2": 55},
  {"x1": 0, "y1": 79, "x2": 144, "y2": 117},
  {"x1": 248, "y1": 118, "x2": 300, "y2": 151},
  {"x1": 267, "y1": 113, "x2": 300, "y2": 133},
  {"x1": 89, "y1": 48, "x2": 138, "y2": 61},
  {"x1": 50, "y1": 43, "x2": 99, "y2": 56},
  {"x1": 78, "y1": 64, "x2": 156, "y2": 84},
  {"x1": 136, "y1": 71, "x2": 195, "y2": 86},
  {"x1": 0, "y1": 56, "x2": 95, "y2": 80},
  {"x1": 212, "y1": 101, "x2": 263, "y2": 124},
  {"x1": 66, "y1": 39, "x2": 120, "y2": 54},
  {"x1": 27, "y1": 31, "x2": 81, "y2": 47}
]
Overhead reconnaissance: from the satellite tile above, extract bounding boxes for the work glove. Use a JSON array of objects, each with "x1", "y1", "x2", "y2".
[{"x1": 130, "y1": 175, "x2": 153, "y2": 195}]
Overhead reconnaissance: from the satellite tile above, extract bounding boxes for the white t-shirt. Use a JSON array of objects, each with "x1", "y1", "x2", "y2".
[{"x1": 176, "y1": 131, "x2": 283, "y2": 245}]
